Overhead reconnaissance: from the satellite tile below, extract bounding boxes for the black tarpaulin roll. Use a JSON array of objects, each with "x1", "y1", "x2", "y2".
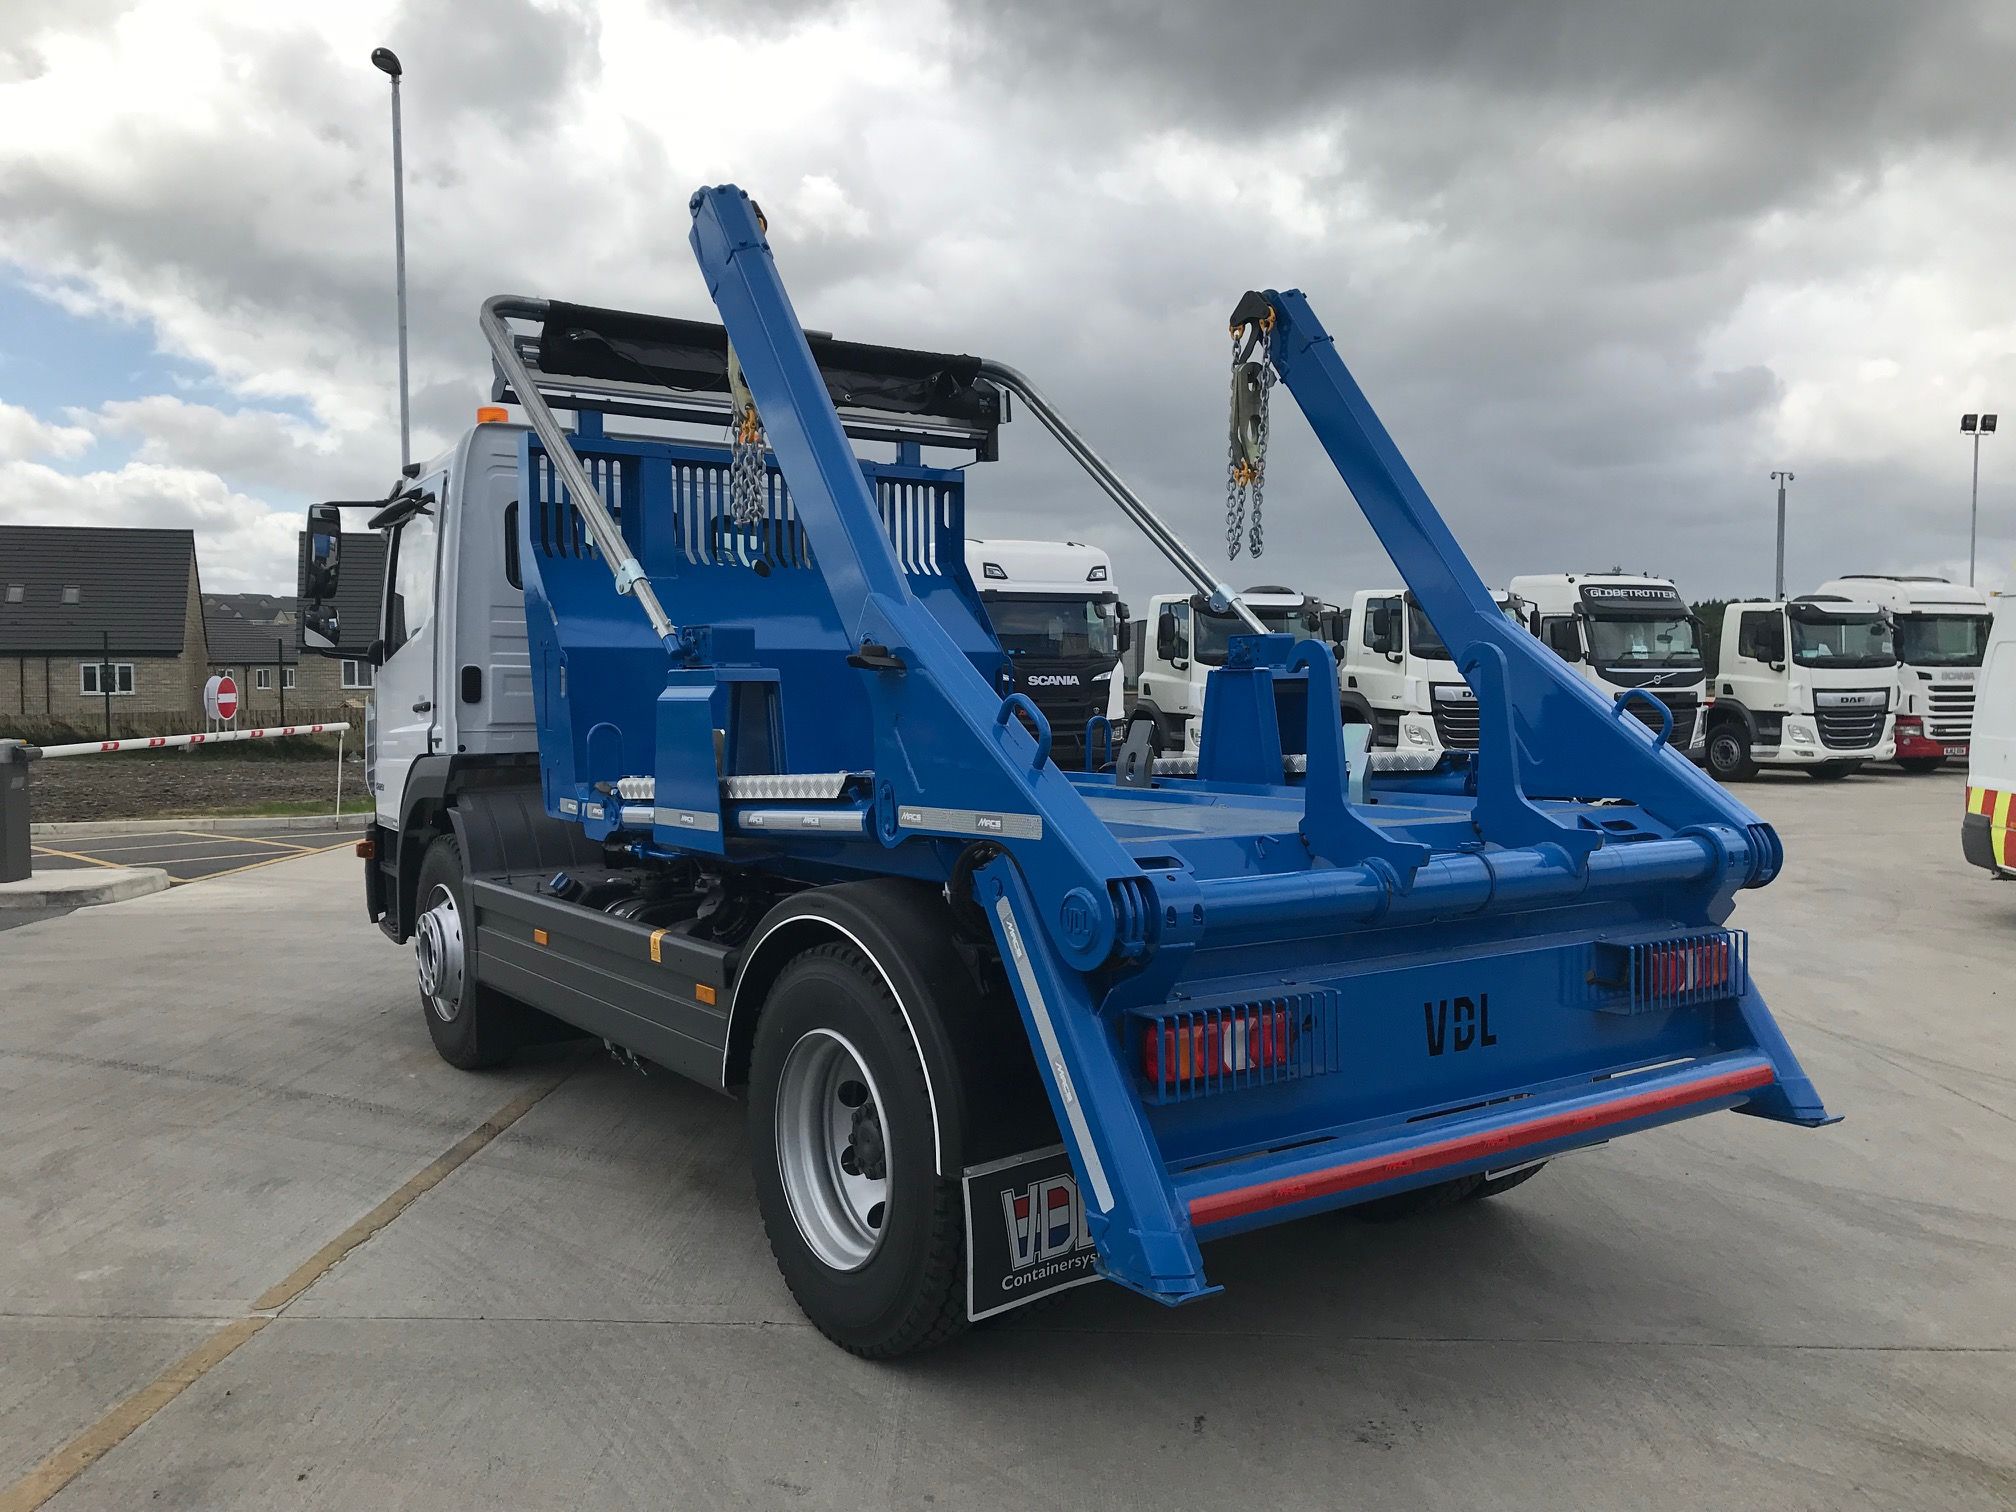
[{"x1": 539, "y1": 302, "x2": 1001, "y2": 435}]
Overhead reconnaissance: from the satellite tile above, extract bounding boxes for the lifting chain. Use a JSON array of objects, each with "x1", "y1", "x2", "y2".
[
  {"x1": 1224, "y1": 311, "x2": 1276, "y2": 561},
  {"x1": 727, "y1": 342, "x2": 768, "y2": 528}
]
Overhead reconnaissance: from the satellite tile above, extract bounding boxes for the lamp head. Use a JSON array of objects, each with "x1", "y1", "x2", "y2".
[{"x1": 371, "y1": 47, "x2": 402, "y2": 78}]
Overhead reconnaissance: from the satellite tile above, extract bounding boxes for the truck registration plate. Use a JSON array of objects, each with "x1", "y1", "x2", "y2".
[{"x1": 1944, "y1": 744, "x2": 1969, "y2": 758}]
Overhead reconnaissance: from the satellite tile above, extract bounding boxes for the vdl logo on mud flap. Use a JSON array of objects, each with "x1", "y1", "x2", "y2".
[{"x1": 1001, "y1": 1173, "x2": 1095, "y2": 1271}]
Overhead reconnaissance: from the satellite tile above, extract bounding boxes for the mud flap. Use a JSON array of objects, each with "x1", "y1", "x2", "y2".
[{"x1": 963, "y1": 1145, "x2": 1105, "y2": 1321}]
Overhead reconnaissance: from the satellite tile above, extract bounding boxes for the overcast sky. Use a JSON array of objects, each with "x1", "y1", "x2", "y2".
[{"x1": 2, "y1": 0, "x2": 2013, "y2": 603}]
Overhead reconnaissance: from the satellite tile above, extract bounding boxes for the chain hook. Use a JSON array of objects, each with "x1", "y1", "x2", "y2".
[{"x1": 1224, "y1": 310, "x2": 1275, "y2": 560}]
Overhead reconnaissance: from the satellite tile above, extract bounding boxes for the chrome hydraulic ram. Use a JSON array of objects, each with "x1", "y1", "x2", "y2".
[{"x1": 480, "y1": 295, "x2": 679, "y2": 646}]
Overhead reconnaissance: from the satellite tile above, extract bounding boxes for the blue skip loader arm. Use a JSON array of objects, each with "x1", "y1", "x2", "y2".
[{"x1": 526, "y1": 189, "x2": 1833, "y2": 1310}]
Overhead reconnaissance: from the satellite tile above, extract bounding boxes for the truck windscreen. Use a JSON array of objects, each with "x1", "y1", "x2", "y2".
[
  {"x1": 1895, "y1": 614, "x2": 1989, "y2": 667},
  {"x1": 1194, "y1": 605, "x2": 1320, "y2": 665},
  {"x1": 1585, "y1": 614, "x2": 1701, "y2": 669},
  {"x1": 1407, "y1": 602, "x2": 1450, "y2": 660},
  {"x1": 1790, "y1": 613, "x2": 1893, "y2": 668},
  {"x1": 986, "y1": 596, "x2": 1119, "y2": 660}
]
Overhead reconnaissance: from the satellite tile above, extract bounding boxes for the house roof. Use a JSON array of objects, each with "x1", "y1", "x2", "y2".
[
  {"x1": 205, "y1": 602, "x2": 301, "y2": 664},
  {"x1": 207, "y1": 591, "x2": 295, "y2": 625},
  {"x1": 0, "y1": 525, "x2": 199, "y2": 656}
]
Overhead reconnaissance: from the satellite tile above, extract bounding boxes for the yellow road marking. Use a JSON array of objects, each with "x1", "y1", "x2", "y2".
[
  {"x1": 169, "y1": 829, "x2": 314, "y2": 852},
  {"x1": 0, "y1": 1073, "x2": 571, "y2": 1512},
  {"x1": 25, "y1": 844, "x2": 126, "y2": 871},
  {"x1": 166, "y1": 840, "x2": 355, "y2": 886}
]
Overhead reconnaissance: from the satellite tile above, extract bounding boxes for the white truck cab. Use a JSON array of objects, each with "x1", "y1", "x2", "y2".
[
  {"x1": 965, "y1": 538, "x2": 1126, "y2": 764},
  {"x1": 1336, "y1": 587, "x2": 1521, "y2": 761},
  {"x1": 1813, "y1": 575, "x2": 1990, "y2": 771},
  {"x1": 1128, "y1": 586, "x2": 1328, "y2": 754},
  {"x1": 1508, "y1": 573, "x2": 1708, "y2": 758},
  {"x1": 1704, "y1": 597, "x2": 1898, "y2": 781}
]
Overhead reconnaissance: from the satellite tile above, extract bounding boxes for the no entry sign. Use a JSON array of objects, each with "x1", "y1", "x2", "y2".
[{"x1": 204, "y1": 674, "x2": 239, "y2": 721}]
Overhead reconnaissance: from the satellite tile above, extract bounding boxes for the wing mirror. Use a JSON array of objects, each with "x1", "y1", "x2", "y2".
[
  {"x1": 303, "y1": 503, "x2": 342, "y2": 602},
  {"x1": 300, "y1": 604, "x2": 342, "y2": 653}
]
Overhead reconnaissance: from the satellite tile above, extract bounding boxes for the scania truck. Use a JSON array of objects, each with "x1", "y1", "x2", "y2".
[
  {"x1": 1703, "y1": 597, "x2": 1897, "y2": 781},
  {"x1": 965, "y1": 538, "x2": 1126, "y2": 766},
  {"x1": 1509, "y1": 573, "x2": 1709, "y2": 759},
  {"x1": 295, "y1": 185, "x2": 1831, "y2": 1356},
  {"x1": 1813, "y1": 575, "x2": 1990, "y2": 771}
]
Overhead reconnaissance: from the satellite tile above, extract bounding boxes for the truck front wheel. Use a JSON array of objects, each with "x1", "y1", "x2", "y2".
[
  {"x1": 1705, "y1": 723, "x2": 1756, "y2": 782},
  {"x1": 748, "y1": 942, "x2": 967, "y2": 1358},
  {"x1": 414, "y1": 833, "x2": 518, "y2": 1070}
]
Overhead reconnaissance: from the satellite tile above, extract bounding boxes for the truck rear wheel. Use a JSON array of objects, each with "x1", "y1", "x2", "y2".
[
  {"x1": 414, "y1": 833, "x2": 519, "y2": 1070},
  {"x1": 1705, "y1": 724, "x2": 1756, "y2": 782},
  {"x1": 748, "y1": 942, "x2": 967, "y2": 1358}
]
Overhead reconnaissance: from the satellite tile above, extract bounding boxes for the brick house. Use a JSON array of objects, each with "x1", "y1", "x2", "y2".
[
  {"x1": 203, "y1": 532, "x2": 387, "y2": 717},
  {"x1": 0, "y1": 525, "x2": 210, "y2": 723}
]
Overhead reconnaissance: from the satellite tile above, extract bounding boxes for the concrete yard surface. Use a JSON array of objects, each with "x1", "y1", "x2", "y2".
[{"x1": 0, "y1": 770, "x2": 2010, "y2": 1509}]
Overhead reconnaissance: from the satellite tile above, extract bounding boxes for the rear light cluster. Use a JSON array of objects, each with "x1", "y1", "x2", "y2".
[
  {"x1": 1131, "y1": 984, "x2": 1343, "y2": 1103},
  {"x1": 1592, "y1": 929, "x2": 1748, "y2": 1015},
  {"x1": 1143, "y1": 1007, "x2": 1293, "y2": 1085},
  {"x1": 1637, "y1": 937, "x2": 1733, "y2": 997}
]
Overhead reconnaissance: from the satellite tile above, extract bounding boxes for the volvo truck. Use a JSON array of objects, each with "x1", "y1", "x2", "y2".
[
  {"x1": 966, "y1": 538, "x2": 1126, "y2": 765},
  {"x1": 1813, "y1": 575, "x2": 1990, "y2": 771},
  {"x1": 295, "y1": 185, "x2": 1831, "y2": 1357},
  {"x1": 1703, "y1": 597, "x2": 1897, "y2": 781},
  {"x1": 1510, "y1": 573, "x2": 1708, "y2": 759}
]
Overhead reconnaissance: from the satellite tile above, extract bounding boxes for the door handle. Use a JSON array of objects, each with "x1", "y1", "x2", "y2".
[{"x1": 411, "y1": 700, "x2": 432, "y2": 713}]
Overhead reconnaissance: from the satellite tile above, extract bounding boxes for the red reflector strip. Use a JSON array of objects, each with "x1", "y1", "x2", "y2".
[{"x1": 1187, "y1": 1061, "x2": 1774, "y2": 1228}]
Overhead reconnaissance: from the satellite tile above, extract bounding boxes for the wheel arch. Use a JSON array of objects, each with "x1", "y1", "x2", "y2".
[
  {"x1": 1707, "y1": 698, "x2": 1757, "y2": 739},
  {"x1": 725, "y1": 879, "x2": 1049, "y2": 1178}
]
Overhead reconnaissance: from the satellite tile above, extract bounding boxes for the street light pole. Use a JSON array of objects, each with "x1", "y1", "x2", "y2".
[
  {"x1": 1961, "y1": 412, "x2": 1998, "y2": 587},
  {"x1": 372, "y1": 47, "x2": 410, "y2": 472},
  {"x1": 1771, "y1": 470, "x2": 1794, "y2": 600}
]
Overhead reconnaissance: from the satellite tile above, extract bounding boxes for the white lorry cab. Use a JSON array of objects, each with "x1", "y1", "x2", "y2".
[
  {"x1": 1335, "y1": 587, "x2": 1523, "y2": 763},
  {"x1": 1128, "y1": 585, "x2": 1328, "y2": 754},
  {"x1": 1812, "y1": 575, "x2": 1990, "y2": 771},
  {"x1": 1962, "y1": 596, "x2": 2016, "y2": 876},
  {"x1": 965, "y1": 538, "x2": 1126, "y2": 765},
  {"x1": 1704, "y1": 597, "x2": 1897, "y2": 781},
  {"x1": 1508, "y1": 574, "x2": 1708, "y2": 759}
]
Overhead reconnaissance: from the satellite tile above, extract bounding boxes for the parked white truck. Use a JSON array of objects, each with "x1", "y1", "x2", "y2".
[
  {"x1": 1335, "y1": 588, "x2": 1526, "y2": 761},
  {"x1": 1703, "y1": 597, "x2": 1897, "y2": 781},
  {"x1": 1812, "y1": 575, "x2": 1990, "y2": 772},
  {"x1": 965, "y1": 538, "x2": 1126, "y2": 765},
  {"x1": 1127, "y1": 585, "x2": 1328, "y2": 754},
  {"x1": 1508, "y1": 574, "x2": 1708, "y2": 759}
]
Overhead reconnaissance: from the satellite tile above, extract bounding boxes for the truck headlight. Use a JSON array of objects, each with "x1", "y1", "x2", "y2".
[
  {"x1": 1404, "y1": 724, "x2": 1433, "y2": 747},
  {"x1": 1785, "y1": 718, "x2": 1816, "y2": 744}
]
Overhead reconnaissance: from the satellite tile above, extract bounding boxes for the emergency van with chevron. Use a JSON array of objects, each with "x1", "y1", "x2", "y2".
[{"x1": 1962, "y1": 595, "x2": 2016, "y2": 877}]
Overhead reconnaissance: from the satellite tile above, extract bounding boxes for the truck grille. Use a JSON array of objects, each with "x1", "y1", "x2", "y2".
[
  {"x1": 1429, "y1": 687, "x2": 1479, "y2": 750},
  {"x1": 1621, "y1": 691, "x2": 1698, "y2": 747},
  {"x1": 1926, "y1": 684, "x2": 1975, "y2": 741},
  {"x1": 1816, "y1": 703, "x2": 1886, "y2": 751}
]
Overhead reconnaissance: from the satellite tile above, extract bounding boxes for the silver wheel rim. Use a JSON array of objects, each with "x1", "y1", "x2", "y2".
[
  {"x1": 1710, "y1": 734, "x2": 1740, "y2": 771},
  {"x1": 775, "y1": 1028, "x2": 890, "y2": 1272},
  {"x1": 415, "y1": 884, "x2": 465, "y2": 1022}
]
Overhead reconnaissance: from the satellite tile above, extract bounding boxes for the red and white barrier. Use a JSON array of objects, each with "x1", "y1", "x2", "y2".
[{"x1": 32, "y1": 723, "x2": 348, "y2": 760}]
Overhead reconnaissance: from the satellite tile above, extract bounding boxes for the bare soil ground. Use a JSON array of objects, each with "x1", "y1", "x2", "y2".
[{"x1": 27, "y1": 752, "x2": 364, "y2": 822}]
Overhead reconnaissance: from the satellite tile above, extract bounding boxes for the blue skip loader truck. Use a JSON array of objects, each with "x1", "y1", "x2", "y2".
[{"x1": 297, "y1": 185, "x2": 1832, "y2": 1356}]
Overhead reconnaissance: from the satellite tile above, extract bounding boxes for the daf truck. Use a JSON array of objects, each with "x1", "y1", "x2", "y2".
[
  {"x1": 1703, "y1": 597, "x2": 1898, "y2": 781},
  {"x1": 294, "y1": 185, "x2": 1831, "y2": 1356},
  {"x1": 1337, "y1": 587, "x2": 1532, "y2": 763},
  {"x1": 966, "y1": 538, "x2": 1126, "y2": 765},
  {"x1": 1813, "y1": 575, "x2": 1990, "y2": 771},
  {"x1": 1510, "y1": 573, "x2": 1709, "y2": 759}
]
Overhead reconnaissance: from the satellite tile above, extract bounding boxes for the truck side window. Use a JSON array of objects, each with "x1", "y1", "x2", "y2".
[
  {"x1": 504, "y1": 501, "x2": 521, "y2": 590},
  {"x1": 1362, "y1": 597, "x2": 1399, "y2": 649},
  {"x1": 384, "y1": 507, "x2": 439, "y2": 657},
  {"x1": 1541, "y1": 617, "x2": 1579, "y2": 660},
  {"x1": 1737, "y1": 611, "x2": 1784, "y2": 663}
]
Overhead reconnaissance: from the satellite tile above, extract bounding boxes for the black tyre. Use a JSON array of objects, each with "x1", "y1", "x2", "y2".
[
  {"x1": 413, "y1": 833, "x2": 518, "y2": 1070},
  {"x1": 749, "y1": 943, "x2": 967, "y2": 1358},
  {"x1": 1899, "y1": 756, "x2": 1946, "y2": 774},
  {"x1": 1806, "y1": 762, "x2": 1859, "y2": 781},
  {"x1": 1705, "y1": 723, "x2": 1756, "y2": 782},
  {"x1": 1464, "y1": 1161, "x2": 1547, "y2": 1201},
  {"x1": 1350, "y1": 1173, "x2": 1485, "y2": 1221}
]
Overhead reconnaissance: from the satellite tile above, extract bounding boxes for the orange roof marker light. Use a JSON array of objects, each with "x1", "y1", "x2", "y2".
[{"x1": 476, "y1": 405, "x2": 509, "y2": 424}]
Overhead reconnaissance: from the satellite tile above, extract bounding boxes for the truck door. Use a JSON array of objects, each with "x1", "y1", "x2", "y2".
[
  {"x1": 1354, "y1": 596, "x2": 1406, "y2": 743},
  {"x1": 372, "y1": 477, "x2": 445, "y2": 825},
  {"x1": 1724, "y1": 608, "x2": 1788, "y2": 713}
]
